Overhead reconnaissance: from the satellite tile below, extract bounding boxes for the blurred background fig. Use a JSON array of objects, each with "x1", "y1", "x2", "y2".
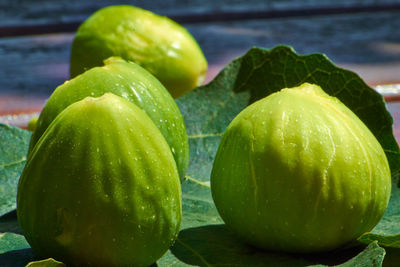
[
  {"x1": 27, "y1": 116, "x2": 38, "y2": 132},
  {"x1": 70, "y1": 5, "x2": 208, "y2": 98},
  {"x1": 18, "y1": 93, "x2": 182, "y2": 266},
  {"x1": 29, "y1": 57, "x2": 188, "y2": 182},
  {"x1": 211, "y1": 83, "x2": 391, "y2": 253}
]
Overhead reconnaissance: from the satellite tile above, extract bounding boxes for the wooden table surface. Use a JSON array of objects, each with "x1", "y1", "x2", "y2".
[{"x1": 1, "y1": 1, "x2": 400, "y2": 138}]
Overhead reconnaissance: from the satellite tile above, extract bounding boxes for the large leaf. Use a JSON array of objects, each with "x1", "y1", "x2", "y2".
[
  {"x1": 1, "y1": 46, "x2": 400, "y2": 266},
  {"x1": 0, "y1": 124, "x2": 31, "y2": 217}
]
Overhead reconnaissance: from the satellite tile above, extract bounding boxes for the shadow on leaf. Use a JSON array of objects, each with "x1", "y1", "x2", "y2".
[
  {"x1": 382, "y1": 247, "x2": 400, "y2": 267},
  {"x1": 170, "y1": 224, "x2": 371, "y2": 267},
  {"x1": 0, "y1": 210, "x2": 21, "y2": 235},
  {"x1": 0, "y1": 248, "x2": 35, "y2": 267}
]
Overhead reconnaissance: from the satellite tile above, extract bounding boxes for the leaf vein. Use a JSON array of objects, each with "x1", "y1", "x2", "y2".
[
  {"x1": 185, "y1": 175, "x2": 211, "y2": 188},
  {"x1": 176, "y1": 238, "x2": 213, "y2": 267},
  {"x1": 0, "y1": 157, "x2": 27, "y2": 169},
  {"x1": 188, "y1": 133, "x2": 223, "y2": 139},
  {"x1": 182, "y1": 195, "x2": 214, "y2": 205}
]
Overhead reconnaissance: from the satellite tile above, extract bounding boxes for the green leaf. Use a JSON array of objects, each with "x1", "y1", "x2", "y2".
[
  {"x1": 311, "y1": 242, "x2": 386, "y2": 267},
  {"x1": 26, "y1": 258, "x2": 66, "y2": 267},
  {"x1": 359, "y1": 233, "x2": 400, "y2": 248},
  {"x1": 169, "y1": 224, "x2": 313, "y2": 266},
  {"x1": 0, "y1": 232, "x2": 29, "y2": 254},
  {"x1": 180, "y1": 178, "x2": 222, "y2": 229},
  {"x1": 0, "y1": 124, "x2": 31, "y2": 216},
  {"x1": 2, "y1": 45, "x2": 399, "y2": 266}
]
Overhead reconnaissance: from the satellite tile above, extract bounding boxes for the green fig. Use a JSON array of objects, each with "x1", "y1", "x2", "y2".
[
  {"x1": 70, "y1": 5, "x2": 208, "y2": 98},
  {"x1": 18, "y1": 93, "x2": 182, "y2": 266},
  {"x1": 211, "y1": 83, "x2": 391, "y2": 253},
  {"x1": 29, "y1": 57, "x2": 188, "y2": 182},
  {"x1": 27, "y1": 116, "x2": 39, "y2": 132}
]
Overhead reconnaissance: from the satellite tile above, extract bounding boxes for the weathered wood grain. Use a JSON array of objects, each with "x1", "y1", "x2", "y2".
[
  {"x1": 0, "y1": 6, "x2": 399, "y2": 141},
  {"x1": 0, "y1": 0, "x2": 399, "y2": 27},
  {"x1": 0, "y1": 10, "x2": 400, "y2": 126},
  {"x1": 1, "y1": 11, "x2": 399, "y2": 95}
]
